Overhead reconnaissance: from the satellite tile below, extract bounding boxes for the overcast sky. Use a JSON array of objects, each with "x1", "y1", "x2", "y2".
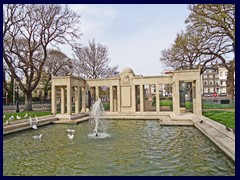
[{"x1": 62, "y1": 4, "x2": 190, "y2": 76}]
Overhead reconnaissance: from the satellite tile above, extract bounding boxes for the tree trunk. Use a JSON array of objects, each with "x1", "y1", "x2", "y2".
[
  {"x1": 24, "y1": 91, "x2": 33, "y2": 111},
  {"x1": 226, "y1": 68, "x2": 235, "y2": 104}
]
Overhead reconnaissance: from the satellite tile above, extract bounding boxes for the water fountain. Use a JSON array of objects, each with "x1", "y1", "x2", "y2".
[
  {"x1": 88, "y1": 98, "x2": 110, "y2": 138},
  {"x1": 3, "y1": 121, "x2": 235, "y2": 175}
]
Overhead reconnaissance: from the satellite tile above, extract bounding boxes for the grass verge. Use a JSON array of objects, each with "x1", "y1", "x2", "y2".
[{"x1": 202, "y1": 110, "x2": 235, "y2": 129}]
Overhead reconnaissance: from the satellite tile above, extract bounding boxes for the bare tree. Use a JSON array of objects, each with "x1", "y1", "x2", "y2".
[
  {"x1": 73, "y1": 39, "x2": 119, "y2": 79},
  {"x1": 41, "y1": 49, "x2": 73, "y2": 100},
  {"x1": 3, "y1": 4, "x2": 81, "y2": 111},
  {"x1": 186, "y1": 4, "x2": 235, "y2": 102},
  {"x1": 160, "y1": 30, "x2": 216, "y2": 74}
]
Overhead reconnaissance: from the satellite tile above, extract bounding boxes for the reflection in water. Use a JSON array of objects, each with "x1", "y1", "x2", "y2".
[{"x1": 3, "y1": 120, "x2": 235, "y2": 176}]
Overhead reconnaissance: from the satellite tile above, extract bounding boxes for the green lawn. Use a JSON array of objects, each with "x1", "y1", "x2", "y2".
[
  {"x1": 152, "y1": 100, "x2": 172, "y2": 107},
  {"x1": 3, "y1": 111, "x2": 51, "y2": 123},
  {"x1": 203, "y1": 110, "x2": 235, "y2": 129},
  {"x1": 160, "y1": 100, "x2": 172, "y2": 106},
  {"x1": 202, "y1": 103, "x2": 235, "y2": 109},
  {"x1": 154, "y1": 99, "x2": 234, "y2": 110}
]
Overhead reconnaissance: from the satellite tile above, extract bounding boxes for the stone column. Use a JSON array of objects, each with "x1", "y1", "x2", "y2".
[
  {"x1": 196, "y1": 79, "x2": 202, "y2": 115},
  {"x1": 66, "y1": 80, "x2": 72, "y2": 115},
  {"x1": 81, "y1": 86, "x2": 86, "y2": 112},
  {"x1": 132, "y1": 85, "x2": 136, "y2": 112},
  {"x1": 110, "y1": 86, "x2": 113, "y2": 112},
  {"x1": 75, "y1": 86, "x2": 80, "y2": 114},
  {"x1": 95, "y1": 86, "x2": 99, "y2": 100},
  {"x1": 148, "y1": 84, "x2": 152, "y2": 101},
  {"x1": 193, "y1": 80, "x2": 202, "y2": 115},
  {"x1": 61, "y1": 87, "x2": 65, "y2": 114},
  {"x1": 113, "y1": 86, "x2": 118, "y2": 111},
  {"x1": 192, "y1": 81, "x2": 196, "y2": 114},
  {"x1": 172, "y1": 80, "x2": 180, "y2": 116},
  {"x1": 156, "y1": 84, "x2": 160, "y2": 112},
  {"x1": 140, "y1": 84, "x2": 144, "y2": 112},
  {"x1": 51, "y1": 85, "x2": 57, "y2": 115},
  {"x1": 117, "y1": 85, "x2": 121, "y2": 112}
]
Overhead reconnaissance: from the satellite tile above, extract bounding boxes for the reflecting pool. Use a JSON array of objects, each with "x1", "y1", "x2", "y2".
[{"x1": 3, "y1": 120, "x2": 235, "y2": 176}]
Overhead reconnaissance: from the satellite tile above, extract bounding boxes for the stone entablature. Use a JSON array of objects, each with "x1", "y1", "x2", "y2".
[{"x1": 51, "y1": 68, "x2": 202, "y2": 118}]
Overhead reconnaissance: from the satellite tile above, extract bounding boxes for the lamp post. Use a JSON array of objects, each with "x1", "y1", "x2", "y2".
[{"x1": 16, "y1": 82, "x2": 19, "y2": 112}]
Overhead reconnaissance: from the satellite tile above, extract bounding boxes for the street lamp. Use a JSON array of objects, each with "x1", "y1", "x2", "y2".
[{"x1": 16, "y1": 82, "x2": 19, "y2": 112}]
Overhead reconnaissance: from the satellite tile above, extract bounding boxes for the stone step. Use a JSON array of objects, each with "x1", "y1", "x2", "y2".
[
  {"x1": 52, "y1": 116, "x2": 90, "y2": 124},
  {"x1": 192, "y1": 115, "x2": 235, "y2": 161},
  {"x1": 55, "y1": 113, "x2": 88, "y2": 120},
  {"x1": 3, "y1": 116, "x2": 58, "y2": 135}
]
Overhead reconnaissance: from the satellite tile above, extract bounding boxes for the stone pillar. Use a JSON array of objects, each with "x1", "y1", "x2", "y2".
[
  {"x1": 117, "y1": 85, "x2": 121, "y2": 112},
  {"x1": 113, "y1": 86, "x2": 117, "y2": 111},
  {"x1": 61, "y1": 87, "x2": 65, "y2": 114},
  {"x1": 196, "y1": 79, "x2": 202, "y2": 115},
  {"x1": 51, "y1": 85, "x2": 57, "y2": 115},
  {"x1": 110, "y1": 86, "x2": 113, "y2": 112},
  {"x1": 193, "y1": 80, "x2": 202, "y2": 115},
  {"x1": 132, "y1": 85, "x2": 136, "y2": 112},
  {"x1": 81, "y1": 86, "x2": 86, "y2": 112},
  {"x1": 148, "y1": 84, "x2": 152, "y2": 101},
  {"x1": 95, "y1": 86, "x2": 99, "y2": 100},
  {"x1": 192, "y1": 81, "x2": 196, "y2": 113},
  {"x1": 75, "y1": 86, "x2": 80, "y2": 114},
  {"x1": 67, "y1": 81, "x2": 72, "y2": 115},
  {"x1": 156, "y1": 84, "x2": 160, "y2": 112},
  {"x1": 140, "y1": 84, "x2": 144, "y2": 112},
  {"x1": 172, "y1": 80, "x2": 180, "y2": 116}
]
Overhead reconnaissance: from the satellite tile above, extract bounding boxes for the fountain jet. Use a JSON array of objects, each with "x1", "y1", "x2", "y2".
[
  {"x1": 88, "y1": 98, "x2": 110, "y2": 139},
  {"x1": 90, "y1": 98, "x2": 104, "y2": 136}
]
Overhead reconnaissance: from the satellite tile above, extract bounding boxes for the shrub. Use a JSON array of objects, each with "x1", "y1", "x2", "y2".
[{"x1": 103, "y1": 103, "x2": 110, "y2": 110}]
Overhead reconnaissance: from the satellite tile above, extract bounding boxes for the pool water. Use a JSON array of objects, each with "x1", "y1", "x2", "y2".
[{"x1": 3, "y1": 120, "x2": 235, "y2": 176}]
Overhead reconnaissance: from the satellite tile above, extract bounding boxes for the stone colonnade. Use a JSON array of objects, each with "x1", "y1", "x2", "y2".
[
  {"x1": 51, "y1": 68, "x2": 202, "y2": 117},
  {"x1": 51, "y1": 76, "x2": 86, "y2": 115}
]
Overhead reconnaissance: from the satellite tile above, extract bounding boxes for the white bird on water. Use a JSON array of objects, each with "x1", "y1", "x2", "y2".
[
  {"x1": 16, "y1": 115, "x2": 21, "y2": 120},
  {"x1": 32, "y1": 124, "x2": 38, "y2": 130},
  {"x1": 23, "y1": 113, "x2": 28, "y2": 119},
  {"x1": 33, "y1": 134, "x2": 42, "y2": 140},
  {"x1": 67, "y1": 134, "x2": 74, "y2": 140},
  {"x1": 66, "y1": 129, "x2": 75, "y2": 133}
]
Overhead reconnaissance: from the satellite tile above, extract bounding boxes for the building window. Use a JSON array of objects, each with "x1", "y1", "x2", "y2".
[
  {"x1": 209, "y1": 75, "x2": 213, "y2": 79},
  {"x1": 220, "y1": 72, "x2": 223, "y2": 76},
  {"x1": 225, "y1": 71, "x2": 228, "y2": 76},
  {"x1": 204, "y1": 88, "x2": 208, "y2": 93},
  {"x1": 215, "y1": 80, "x2": 219, "y2": 85},
  {"x1": 204, "y1": 80, "x2": 208, "y2": 85},
  {"x1": 203, "y1": 75, "x2": 208, "y2": 79},
  {"x1": 209, "y1": 87, "x2": 214, "y2": 93},
  {"x1": 209, "y1": 80, "x2": 213, "y2": 85}
]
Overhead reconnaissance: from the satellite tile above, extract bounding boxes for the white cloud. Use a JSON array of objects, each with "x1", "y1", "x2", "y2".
[
  {"x1": 68, "y1": 4, "x2": 118, "y2": 42},
  {"x1": 61, "y1": 4, "x2": 189, "y2": 76}
]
